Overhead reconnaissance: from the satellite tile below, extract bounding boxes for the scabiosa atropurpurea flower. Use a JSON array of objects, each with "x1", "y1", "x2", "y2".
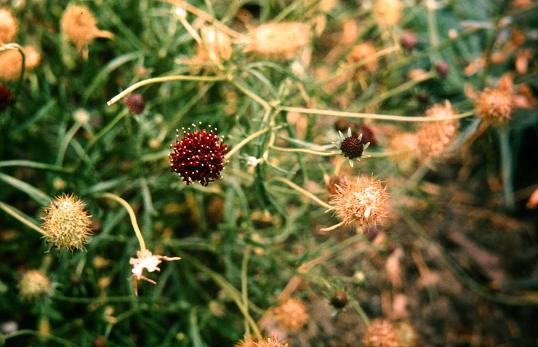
[
  {"x1": 330, "y1": 290, "x2": 348, "y2": 308},
  {"x1": 170, "y1": 124, "x2": 228, "y2": 186},
  {"x1": 19, "y1": 270, "x2": 53, "y2": 301},
  {"x1": 475, "y1": 76, "x2": 514, "y2": 126},
  {"x1": 61, "y1": 4, "x2": 113, "y2": 53},
  {"x1": 0, "y1": 8, "x2": 17, "y2": 44},
  {"x1": 327, "y1": 176, "x2": 388, "y2": 230},
  {"x1": 41, "y1": 194, "x2": 93, "y2": 251},
  {"x1": 335, "y1": 127, "x2": 371, "y2": 166},
  {"x1": 0, "y1": 84, "x2": 13, "y2": 112},
  {"x1": 416, "y1": 101, "x2": 459, "y2": 164},
  {"x1": 235, "y1": 337, "x2": 289, "y2": 347},
  {"x1": 271, "y1": 298, "x2": 309, "y2": 332},
  {"x1": 363, "y1": 319, "x2": 399, "y2": 347},
  {"x1": 244, "y1": 22, "x2": 311, "y2": 59},
  {"x1": 124, "y1": 93, "x2": 145, "y2": 114},
  {"x1": 0, "y1": 45, "x2": 41, "y2": 81}
]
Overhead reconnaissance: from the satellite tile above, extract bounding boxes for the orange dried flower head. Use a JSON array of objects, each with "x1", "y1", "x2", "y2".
[
  {"x1": 42, "y1": 194, "x2": 93, "y2": 251},
  {"x1": 61, "y1": 4, "x2": 113, "y2": 51},
  {"x1": 374, "y1": 0, "x2": 403, "y2": 26},
  {"x1": 19, "y1": 270, "x2": 53, "y2": 301},
  {"x1": 475, "y1": 85, "x2": 514, "y2": 126},
  {"x1": 196, "y1": 26, "x2": 233, "y2": 64},
  {"x1": 416, "y1": 101, "x2": 459, "y2": 164},
  {"x1": 272, "y1": 298, "x2": 308, "y2": 331},
  {"x1": 349, "y1": 42, "x2": 378, "y2": 73},
  {"x1": 330, "y1": 176, "x2": 388, "y2": 227},
  {"x1": 0, "y1": 46, "x2": 41, "y2": 81},
  {"x1": 0, "y1": 8, "x2": 17, "y2": 44},
  {"x1": 236, "y1": 337, "x2": 289, "y2": 347},
  {"x1": 244, "y1": 22, "x2": 311, "y2": 59},
  {"x1": 363, "y1": 319, "x2": 399, "y2": 347}
]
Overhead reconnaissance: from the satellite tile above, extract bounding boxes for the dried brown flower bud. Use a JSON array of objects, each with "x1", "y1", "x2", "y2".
[
  {"x1": 475, "y1": 81, "x2": 514, "y2": 126},
  {"x1": 330, "y1": 176, "x2": 389, "y2": 228},
  {"x1": 400, "y1": 31, "x2": 417, "y2": 50},
  {"x1": 244, "y1": 22, "x2": 311, "y2": 59},
  {"x1": 42, "y1": 194, "x2": 93, "y2": 251},
  {"x1": 435, "y1": 61, "x2": 449, "y2": 77},
  {"x1": 19, "y1": 270, "x2": 52, "y2": 301},
  {"x1": 61, "y1": 4, "x2": 113, "y2": 52},
  {"x1": 373, "y1": 0, "x2": 403, "y2": 26},
  {"x1": 236, "y1": 337, "x2": 289, "y2": 347},
  {"x1": 0, "y1": 46, "x2": 41, "y2": 81},
  {"x1": 363, "y1": 319, "x2": 399, "y2": 347},
  {"x1": 124, "y1": 93, "x2": 145, "y2": 114},
  {"x1": 272, "y1": 298, "x2": 308, "y2": 331},
  {"x1": 416, "y1": 101, "x2": 459, "y2": 164},
  {"x1": 0, "y1": 8, "x2": 17, "y2": 44}
]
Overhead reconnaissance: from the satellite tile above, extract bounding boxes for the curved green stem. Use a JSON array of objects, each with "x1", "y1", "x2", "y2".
[{"x1": 272, "y1": 177, "x2": 332, "y2": 210}]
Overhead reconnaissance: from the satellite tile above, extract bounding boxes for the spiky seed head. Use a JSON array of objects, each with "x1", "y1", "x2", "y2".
[
  {"x1": 330, "y1": 290, "x2": 348, "y2": 308},
  {"x1": 19, "y1": 270, "x2": 52, "y2": 301},
  {"x1": 349, "y1": 42, "x2": 378, "y2": 73},
  {"x1": 244, "y1": 22, "x2": 311, "y2": 59},
  {"x1": 373, "y1": 0, "x2": 403, "y2": 26},
  {"x1": 330, "y1": 176, "x2": 389, "y2": 227},
  {"x1": 475, "y1": 87, "x2": 513, "y2": 126},
  {"x1": 0, "y1": 46, "x2": 41, "y2": 81},
  {"x1": 170, "y1": 124, "x2": 228, "y2": 186},
  {"x1": 235, "y1": 337, "x2": 289, "y2": 347},
  {"x1": 42, "y1": 194, "x2": 93, "y2": 251},
  {"x1": 0, "y1": 8, "x2": 17, "y2": 44},
  {"x1": 0, "y1": 84, "x2": 13, "y2": 112},
  {"x1": 272, "y1": 298, "x2": 308, "y2": 331},
  {"x1": 363, "y1": 319, "x2": 399, "y2": 347},
  {"x1": 124, "y1": 93, "x2": 145, "y2": 114},
  {"x1": 61, "y1": 4, "x2": 113, "y2": 51},
  {"x1": 416, "y1": 101, "x2": 459, "y2": 164},
  {"x1": 327, "y1": 175, "x2": 347, "y2": 195}
]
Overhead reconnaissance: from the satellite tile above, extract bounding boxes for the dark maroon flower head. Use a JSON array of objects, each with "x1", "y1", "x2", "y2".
[
  {"x1": 400, "y1": 31, "x2": 417, "y2": 51},
  {"x1": 0, "y1": 85, "x2": 13, "y2": 112},
  {"x1": 330, "y1": 290, "x2": 348, "y2": 309},
  {"x1": 124, "y1": 93, "x2": 145, "y2": 114},
  {"x1": 435, "y1": 61, "x2": 449, "y2": 77},
  {"x1": 170, "y1": 125, "x2": 228, "y2": 186},
  {"x1": 359, "y1": 124, "x2": 377, "y2": 146},
  {"x1": 340, "y1": 135, "x2": 364, "y2": 159}
]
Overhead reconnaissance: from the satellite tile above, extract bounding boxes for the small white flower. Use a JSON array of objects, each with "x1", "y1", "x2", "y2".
[
  {"x1": 129, "y1": 249, "x2": 180, "y2": 285},
  {"x1": 246, "y1": 156, "x2": 263, "y2": 167}
]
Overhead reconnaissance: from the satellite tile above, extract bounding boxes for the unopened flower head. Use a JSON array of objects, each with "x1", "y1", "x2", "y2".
[
  {"x1": 475, "y1": 81, "x2": 514, "y2": 126},
  {"x1": 330, "y1": 176, "x2": 388, "y2": 227},
  {"x1": 19, "y1": 270, "x2": 53, "y2": 301},
  {"x1": 0, "y1": 46, "x2": 41, "y2": 81},
  {"x1": 42, "y1": 194, "x2": 93, "y2": 251},
  {"x1": 170, "y1": 124, "x2": 228, "y2": 186},
  {"x1": 416, "y1": 101, "x2": 459, "y2": 164},
  {"x1": 61, "y1": 4, "x2": 113, "y2": 51},
  {"x1": 373, "y1": 0, "x2": 403, "y2": 26},
  {"x1": 124, "y1": 93, "x2": 145, "y2": 114},
  {"x1": 363, "y1": 319, "x2": 399, "y2": 347},
  {"x1": 196, "y1": 26, "x2": 233, "y2": 64},
  {"x1": 244, "y1": 22, "x2": 311, "y2": 59},
  {"x1": 271, "y1": 298, "x2": 308, "y2": 331},
  {"x1": 235, "y1": 337, "x2": 289, "y2": 347},
  {"x1": 0, "y1": 8, "x2": 17, "y2": 44}
]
